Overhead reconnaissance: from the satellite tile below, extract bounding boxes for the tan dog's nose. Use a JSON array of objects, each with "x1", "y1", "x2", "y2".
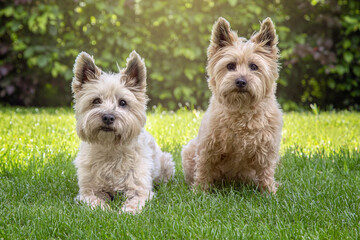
[{"x1": 235, "y1": 78, "x2": 247, "y2": 88}]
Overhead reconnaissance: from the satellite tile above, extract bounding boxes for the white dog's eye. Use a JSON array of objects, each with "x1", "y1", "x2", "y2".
[
  {"x1": 119, "y1": 100, "x2": 127, "y2": 107},
  {"x1": 92, "y1": 98, "x2": 102, "y2": 105},
  {"x1": 249, "y1": 63, "x2": 258, "y2": 71}
]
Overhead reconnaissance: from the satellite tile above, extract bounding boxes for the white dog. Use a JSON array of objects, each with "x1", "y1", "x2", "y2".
[{"x1": 72, "y1": 51, "x2": 175, "y2": 213}]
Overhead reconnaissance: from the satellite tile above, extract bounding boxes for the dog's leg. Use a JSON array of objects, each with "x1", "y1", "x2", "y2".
[
  {"x1": 253, "y1": 154, "x2": 278, "y2": 194},
  {"x1": 181, "y1": 138, "x2": 198, "y2": 185},
  {"x1": 256, "y1": 168, "x2": 277, "y2": 194},
  {"x1": 193, "y1": 150, "x2": 219, "y2": 191},
  {"x1": 120, "y1": 164, "x2": 154, "y2": 214}
]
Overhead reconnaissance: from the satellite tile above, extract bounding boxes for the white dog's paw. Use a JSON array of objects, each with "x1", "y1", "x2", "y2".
[
  {"x1": 120, "y1": 204, "x2": 139, "y2": 214},
  {"x1": 75, "y1": 194, "x2": 109, "y2": 210},
  {"x1": 120, "y1": 192, "x2": 153, "y2": 214}
]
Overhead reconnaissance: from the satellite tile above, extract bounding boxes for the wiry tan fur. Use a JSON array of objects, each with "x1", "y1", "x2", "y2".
[
  {"x1": 72, "y1": 51, "x2": 175, "y2": 213},
  {"x1": 182, "y1": 17, "x2": 283, "y2": 193}
]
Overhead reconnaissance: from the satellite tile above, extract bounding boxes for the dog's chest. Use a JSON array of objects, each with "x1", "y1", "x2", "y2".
[
  {"x1": 214, "y1": 118, "x2": 261, "y2": 156},
  {"x1": 211, "y1": 125, "x2": 259, "y2": 179},
  {"x1": 211, "y1": 113, "x2": 277, "y2": 177},
  {"x1": 90, "y1": 154, "x2": 134, "y2": 191}
]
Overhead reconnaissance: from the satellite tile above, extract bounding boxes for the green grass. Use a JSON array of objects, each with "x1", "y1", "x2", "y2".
[{"x1": 0, "y1": 107, "x2": 359, "y2": 239}]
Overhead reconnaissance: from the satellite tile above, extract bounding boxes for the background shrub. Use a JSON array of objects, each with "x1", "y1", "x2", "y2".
[{"x1": 0, "y1": 0, "x2": 359, "y2": 110}]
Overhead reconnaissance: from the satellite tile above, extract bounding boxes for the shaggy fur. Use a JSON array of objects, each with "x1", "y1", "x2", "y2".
[
  {"x1": 182, "y1": 17, "x2": 283, "y2": 193},
  {"x1": 72, "y1": 51, "x2": 175, "y2": 213}
]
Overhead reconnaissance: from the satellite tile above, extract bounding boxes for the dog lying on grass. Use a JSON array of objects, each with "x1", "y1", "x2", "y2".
[{"x1": 72, "y1": 51, "x2": 175, "y2": 213}]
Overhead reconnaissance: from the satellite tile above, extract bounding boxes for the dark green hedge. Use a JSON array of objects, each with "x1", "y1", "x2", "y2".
[{"x1": 0, "y1": 0, "x2": 359, "y2": 110}]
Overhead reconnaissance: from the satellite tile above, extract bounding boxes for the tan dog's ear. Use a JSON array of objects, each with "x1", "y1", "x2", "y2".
[
  {"x1": 123, "y1": 51, "x2": 146, "y2": 91},
  {"x1": 208, "y1": 17, "x2": 237, "y2": 58},
  {"x1": 208, "y1": 17, "x2": 237, "y2": 59},
  {"x1": 211, "y1": 17, "x2": 235, "y2": 47},
  {"x1": 251, "y1": 17, "x2": 278, "y2": 49},
  {"x1": 72, "y1": 52, "x2": 101, "y2": 93}
]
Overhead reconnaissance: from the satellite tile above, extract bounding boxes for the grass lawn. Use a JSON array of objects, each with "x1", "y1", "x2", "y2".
[{"x1": 0, "y1": 107, "x2": 359, "y2": 239}]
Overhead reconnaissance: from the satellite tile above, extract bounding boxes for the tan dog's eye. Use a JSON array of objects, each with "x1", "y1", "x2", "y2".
[
  {"x1": 249, "y1": 63, "x2": 258, "y2": 71},
  {"x1": 92, "y1": 98, "x2": 102, "y2": 105},
  {"x1": 226, "y1": 63, "x2": 236, "y2": 71}
]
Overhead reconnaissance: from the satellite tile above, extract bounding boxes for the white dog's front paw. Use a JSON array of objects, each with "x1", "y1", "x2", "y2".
[
  {"x1": 120, "y1": 204, "x2": 139, "y2": 214},
  {"x1": 120, "y1": 192, "x2": 154, "y2": 214},
  {"x1": 75, "y1": 194, "x2": 109, "y2": 210}
]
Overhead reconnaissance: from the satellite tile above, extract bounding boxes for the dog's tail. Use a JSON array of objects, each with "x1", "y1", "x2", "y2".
[{"x1": 158, "y1": 152, "x2": 175, "y2": 182}]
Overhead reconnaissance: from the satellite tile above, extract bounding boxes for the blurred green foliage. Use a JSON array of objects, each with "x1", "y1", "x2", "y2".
[
  {"x1": 278, "y1": 0, "x2": 360, "y2": 110},
  {"x1": 0, "y1": 0, "x2": 359, "y2": 110}
]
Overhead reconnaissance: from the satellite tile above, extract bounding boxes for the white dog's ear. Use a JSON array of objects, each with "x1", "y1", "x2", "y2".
[
  {"x1": 123, "y1": 51, "x2": 146, "y2": 91},
  {"x1": 251, "y1": 17, "x2": 278, "y2": 50},
  {"x1": 208, "y1": 17, "x2": 237, "y2": 58},
  {"x1": 72, "y1": 52, "x2": 101, "y2": 93}
]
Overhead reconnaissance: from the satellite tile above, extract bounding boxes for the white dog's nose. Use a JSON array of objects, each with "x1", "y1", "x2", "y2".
[{"x1": 102, "y1": 114, "x2": 115, "y2": 125}]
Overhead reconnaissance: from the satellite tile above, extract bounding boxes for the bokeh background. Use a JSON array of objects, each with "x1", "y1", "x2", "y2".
[{"x1": 0, "y1": 0, "x2": 359, "y2": 110}]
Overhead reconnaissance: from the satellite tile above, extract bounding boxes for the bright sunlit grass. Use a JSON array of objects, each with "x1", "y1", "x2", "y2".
[{"x1": 0, "y1": 107, "x2": 359, "y2": 239}]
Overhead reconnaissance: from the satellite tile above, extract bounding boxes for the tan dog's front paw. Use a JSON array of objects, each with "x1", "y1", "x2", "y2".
[
  {"x1": 259, "y1": 182, "x2": 278, "y2": 194},
  {"x1": 192, "y1": 180, "x2": 211, "y2": 193}
]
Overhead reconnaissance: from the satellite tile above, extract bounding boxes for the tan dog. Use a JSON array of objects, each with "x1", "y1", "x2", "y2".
[
  {"x1": 182, "y1": 17, "x2": 282, "y2": 193},
  {"x1": 72, "y1": 51, "x2": 175, "y2": 213}
]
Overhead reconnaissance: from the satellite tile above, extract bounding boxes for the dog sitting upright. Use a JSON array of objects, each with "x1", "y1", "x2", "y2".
[
  {"x1": 182, "y1": 17, "x2": 282, "y2": 193},
  {"x1": 72, "y1": 51, "x2": 175, "y2": 213}
]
